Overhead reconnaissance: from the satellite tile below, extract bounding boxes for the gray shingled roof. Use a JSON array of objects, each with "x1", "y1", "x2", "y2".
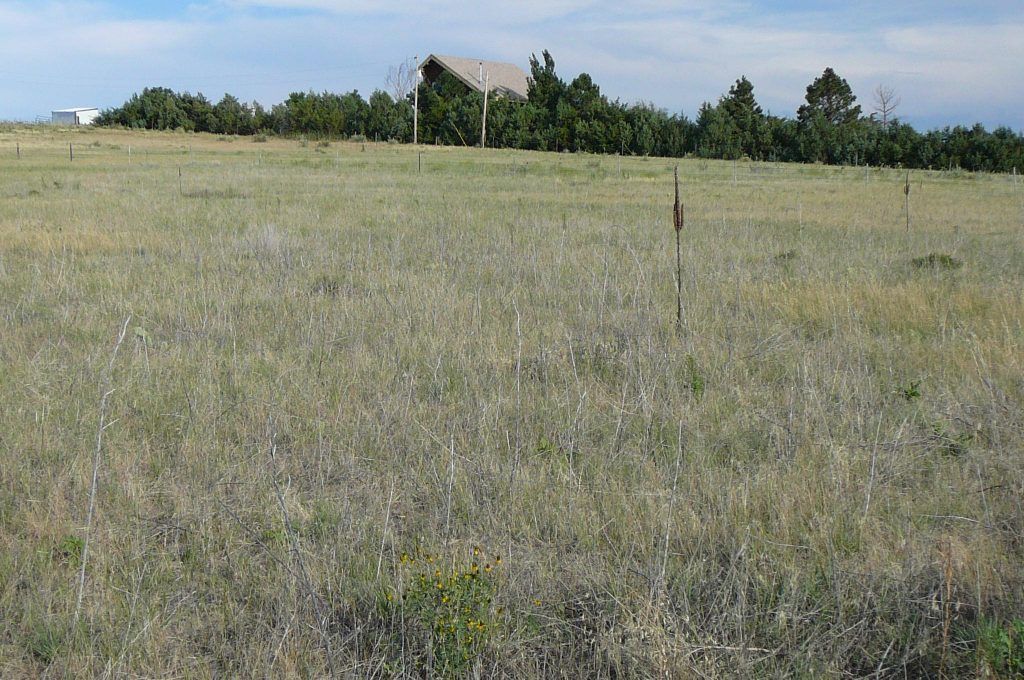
[{"x1": 420, "y1": 54, "x2": 530, "y2": 101}]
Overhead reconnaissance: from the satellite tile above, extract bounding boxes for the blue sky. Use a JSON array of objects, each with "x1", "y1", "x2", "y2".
[{"x1": 1, "y1": 1, "x2": 1021, "y2": 130}]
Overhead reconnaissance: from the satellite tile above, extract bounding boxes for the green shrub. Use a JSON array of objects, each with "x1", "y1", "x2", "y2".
[
  {"x1": 911, "y1": 253, "x2": 962, "y2": 270},
  {"x1": 384, "y1": 547, "x2": 503, "y2": 675},
  {"x1": 977, "y1": 619, "x2": 1024, "y2": 677},
  {"x1": 931, "y1": 422, "x2": 972, "y2": 457},
  {"x1": 26, "y1": 620, "x2": 64, "y2": 665},
  {"x1": 898, "y1": 380, "x2": 922, "y2": 402},
  {"x1": 685, "y1": 354, "x2": 706, "y2": 400},
  {"x1": 55, "y1": 534, "x2": 84, "y2": 567}
]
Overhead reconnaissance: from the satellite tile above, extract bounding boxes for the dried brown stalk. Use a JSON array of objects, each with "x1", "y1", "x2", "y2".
[{"x1": 673, "y1": 166, "x2": 685, "y2": 327}]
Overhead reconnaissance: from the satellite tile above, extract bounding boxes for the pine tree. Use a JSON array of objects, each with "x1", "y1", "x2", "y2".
[
  {"x1": 719, "y1": 76, "x2": 769, "y2": 158},
  {"x1": 527, "y1": 50, "x2": 565, "y2": 116},
  {"x1": 797, "y1": 67, "x2": 861, "y2": 126}
]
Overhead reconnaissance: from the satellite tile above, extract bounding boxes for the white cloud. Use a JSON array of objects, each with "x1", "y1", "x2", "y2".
[
  {"x1": 216, "y1": 0, "x2": 598, "y2": 25},
  {"x1": 0, "y1": 2, "x2": 198, "y2": 59},
  {"x1": 0, "y1": 0, "x2": 1021, "y2": 129}
]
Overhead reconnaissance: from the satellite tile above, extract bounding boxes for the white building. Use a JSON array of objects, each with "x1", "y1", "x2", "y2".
[{"x1": 52, "y1": 108, "x2": 100, "y2": 126}]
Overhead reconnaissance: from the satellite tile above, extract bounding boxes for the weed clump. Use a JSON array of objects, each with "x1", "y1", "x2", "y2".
[
  {"x1": 898, "y1": 380, "x2": 922, "y2": 402},
  {"x1": 310, "y1": 275, "x2": 341, "y2": 297},
  {"x1": 55, "y1": 534, "x2": 84, "y2": 566},
  {"x1": 26, "y1": 621, "x2": 64, "y2": 665},
  {"x1": 977, "y1": 619, "x2": 1024, "y2": 677},
  {"x1": 383, "y1": 546, "x2": 503, "y2": 675},
  {"x1": 930, "y1": 422, "x2": 972, "y2": 457},
  {"x1": 684, "y1": 354, "x2": 705, "y2": 400},
  {"x1": 911, "y1": 253, "x2": 962, "y2": 270}
]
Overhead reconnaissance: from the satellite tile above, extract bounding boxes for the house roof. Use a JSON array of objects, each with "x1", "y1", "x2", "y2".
[
  {"x1": 420, "y1": 54, "x2": 530, "y2": 101},
  {"x1": 53, "y1": 107, "x2": 99, "y2": 113}
]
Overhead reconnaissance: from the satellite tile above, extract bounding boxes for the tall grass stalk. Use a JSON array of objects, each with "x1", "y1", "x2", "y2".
[
  {"x1": 673, "y1": 165, "x2": 684, "y2": 328},
  {"x1": 73, "y1": 315, "x2": 131, "y2": 630},
  {"x1": 905, "y1": 170, "x2": 912, "y2": 232}
]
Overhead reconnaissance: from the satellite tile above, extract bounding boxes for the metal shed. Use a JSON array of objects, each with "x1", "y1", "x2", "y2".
[{"x1": 52, "y1": 108, "x2": 100, "y2": 125}]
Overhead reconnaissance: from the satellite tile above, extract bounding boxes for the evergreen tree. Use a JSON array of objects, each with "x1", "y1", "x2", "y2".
[
  {"x1": 93, "y1": 54, "x2": 1024, "y2": 173},
  {"x1": 366, "y1": 90, "x2": 411, "y2": 142},
  {"x1": 720, "y1": 76, "x2": 761, "y2": 119},
  {"x1": 796, "y1": 68, "x2": 865, "y2": 163},
  {"x1": 527, "y1": 50, "x2": 565, "y2": 116},
  {"x1": 213, "y1": 94, "x2": 252, "y2": 135},
  {"x1": 798, "y1": 67, "x2": 861, "y2": 126},
  {"x1": 719, "y1": 76, "x2": 770, "y2": 158},
  {"x1": 566, "y1": 73, "x2": 607, "y2": 151},
  {"x1": 179, "y1": 92, "x2": 217, "y2": 132},
  {"x1": 695, "y1": 102, "x2": 742, "y2": 159}
]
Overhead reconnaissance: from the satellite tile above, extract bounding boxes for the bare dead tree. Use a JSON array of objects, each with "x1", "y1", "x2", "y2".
[
  {"x1": 385, "y1": 57, "x2": 418, "y2": 103},
  {"x1": 873, "y1": 85, "x2": 901, "y2": 127}
]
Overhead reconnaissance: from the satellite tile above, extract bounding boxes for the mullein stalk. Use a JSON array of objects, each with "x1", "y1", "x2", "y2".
[{"x1": 673, "y1": 166, "x2": 685, "y2": 328}]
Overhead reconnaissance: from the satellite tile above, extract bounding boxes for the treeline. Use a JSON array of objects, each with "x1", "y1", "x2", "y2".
[
  {"x1": 97, "y1": 51, "x2": 1024, "y2": 173},
  {"x1": 95, "y1": 88, "x2": 413, "y2": 140}
]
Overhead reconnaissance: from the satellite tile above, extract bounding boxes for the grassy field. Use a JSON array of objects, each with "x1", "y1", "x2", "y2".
[{"x1": 1, "y1": 124, "x2": 1022, "y2": 678}]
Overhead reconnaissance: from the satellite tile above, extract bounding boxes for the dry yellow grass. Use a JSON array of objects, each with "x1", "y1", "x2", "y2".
[{"x1": 0, "y1": 124, "x2": 1021, "y2": 677}]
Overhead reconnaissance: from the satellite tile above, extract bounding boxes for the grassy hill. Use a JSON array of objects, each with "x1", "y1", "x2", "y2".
[{"x1": 1, "y1": 125, "x2": 1022, "y2": 677}]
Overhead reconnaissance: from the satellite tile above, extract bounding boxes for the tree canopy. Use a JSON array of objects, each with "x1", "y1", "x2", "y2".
[
  {"x1": 96, "y1": 58, "x2": 1024, "y2": 174},
  {"x1": 798, "y1": 67, "x2": 862, "y2": 126}
]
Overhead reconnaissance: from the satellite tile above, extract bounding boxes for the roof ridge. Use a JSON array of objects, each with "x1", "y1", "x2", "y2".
[{"x1": 420, "y1": 54, "x2": 530, "y2": 101}]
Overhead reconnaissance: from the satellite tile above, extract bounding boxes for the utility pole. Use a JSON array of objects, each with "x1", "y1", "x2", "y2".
[
  {"x1": 480, "y1": 72, "x2": 490, "y2": 148},
  {"x1": 413, "y1": 55, "x2": 420, "y2": 146}
]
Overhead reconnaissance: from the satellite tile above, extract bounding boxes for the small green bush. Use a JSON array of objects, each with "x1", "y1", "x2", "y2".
[
  {"x1": 27, "y1": 620, "x2": 64, "y2": 665},
  {"x1": 685, "y1": 354, "x2": 705, "y2": 400},
  {"x1": 898, "y1": 380, "x2": 922, "y2": 402},
  {"x1": 384, "y1": 547, "x2": 503, "y2": 675},
  {"x1": 931, "y1": 422, "x2": 972, "y2": 457},
  {"x1": 55, "y1": 534, "x2": 84, "y2": 567},
  {"x1": 977, "y1": 619, "x2": 1024, "y2": 677}
]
